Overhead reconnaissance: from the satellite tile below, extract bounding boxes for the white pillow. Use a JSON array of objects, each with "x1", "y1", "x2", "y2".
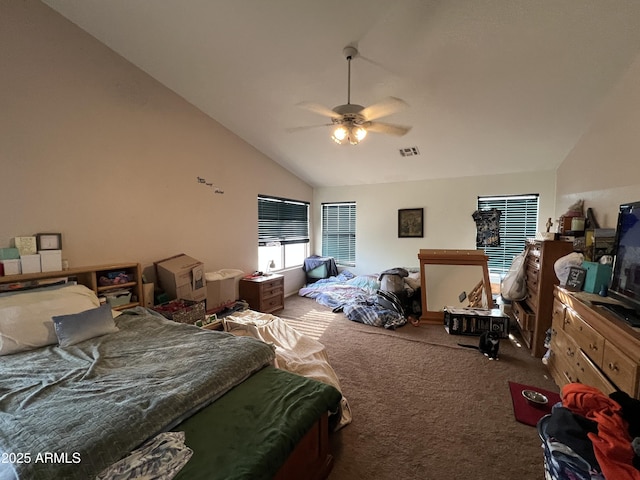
[{"x1": 0, "y1": 284, "x2": 100, "y2": 356}]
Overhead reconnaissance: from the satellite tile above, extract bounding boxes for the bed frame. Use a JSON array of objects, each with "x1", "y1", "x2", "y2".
[{"x1": 275, "y1": 412, "x2": 333, "y2": 480}]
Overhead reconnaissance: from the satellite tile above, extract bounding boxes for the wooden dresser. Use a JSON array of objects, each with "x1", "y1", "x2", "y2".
[
  {"x1": 512, "y1": 239, "x2": 573, "y2": 357},
  {"x1": 548, "y1": 287, "x2": 640, "y2": 399},
  {"x1": 239, "y1": 274, "x2": 284, "y2": 313}
]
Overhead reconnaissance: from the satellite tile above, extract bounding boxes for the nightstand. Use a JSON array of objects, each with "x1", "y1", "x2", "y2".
[{"x1": 239, "y1": 274, "x2": 284, "y2": 313}]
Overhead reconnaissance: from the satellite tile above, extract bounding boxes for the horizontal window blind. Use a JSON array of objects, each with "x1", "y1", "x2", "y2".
[
  {"x1": 478, "y1": 194, "x2": 539, "y2": 275},
  {"x1": 258, "y1": 195, "x2": 309, "y2": 245},
  {"x1": 322, "y1": 202, "x2": 356, "y2": 266}
]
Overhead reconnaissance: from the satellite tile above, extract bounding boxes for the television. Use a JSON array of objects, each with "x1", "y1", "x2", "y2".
[{"x1": 605, "y1": 200, "x2": 640, "y2": 327}]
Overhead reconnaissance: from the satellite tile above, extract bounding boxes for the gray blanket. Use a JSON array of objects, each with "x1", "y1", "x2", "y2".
[{"x1": 0, "y1": 308, "x2": 275, "y2": 480}]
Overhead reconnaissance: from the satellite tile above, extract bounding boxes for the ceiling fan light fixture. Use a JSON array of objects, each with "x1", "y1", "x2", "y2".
[
  {"x1": 332, "y1": 125, "x2": 347, "y2": 143},
  {"x1": 332, "y1": 123, "x2": 367, "y2": 145}
]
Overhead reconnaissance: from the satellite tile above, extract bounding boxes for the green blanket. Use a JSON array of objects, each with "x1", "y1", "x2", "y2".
[{"x1": 174, "y1": 366, "x2": 342, "y2": 480}]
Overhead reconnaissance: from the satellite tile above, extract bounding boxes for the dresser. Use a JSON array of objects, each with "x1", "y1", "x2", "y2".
[
  {"x1": 512, "y1": 239, "x2": 573, "y2": 357},
  {"x1": 239, "y1": 274, "x2": 284, "y2": 313},
  {"x1": 548, "y1": 287, "x2": 640, "y2": 399}
]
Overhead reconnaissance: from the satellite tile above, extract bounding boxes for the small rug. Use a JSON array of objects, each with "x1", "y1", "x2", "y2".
[{"x1": 508, "y1": 381, "x2": 561, "y2": 427}]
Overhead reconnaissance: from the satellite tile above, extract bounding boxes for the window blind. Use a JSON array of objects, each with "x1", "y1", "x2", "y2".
[
  {"x1": 258, "y1": 195, "x2": 309, "y2": 245},
  {"x1": 477, "y1": 194, "x2": 539, "y2": 275},
  {"x1": 322, "y1": 202, "x2": 356, "y2": 266}
]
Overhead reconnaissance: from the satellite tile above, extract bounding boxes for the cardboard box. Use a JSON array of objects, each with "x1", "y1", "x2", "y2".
[
  {"x1": 443, "y1": 307, "x2": 510, "y2": 338},
  {"x1": 581, "y1": 261, "x2": 612, "y2": 294},
  {"x1": 205, "y1": 269, "x2": 244, "y2": 311},
  {"x1": 20, "y1": 254, "x2": 42, "y2": 274},
  {"x1": 143, "y1": 283, "x2": 155, "y2": 307},
  {"x1": 39, "y1": 250, "x2": 62, "y2": 272},
  {"x1": 1, "y1": 259, "x2": 21, "y2": 275},
  {"x1": 155, "y1": 254, "x2": 206, "y2": 302}
]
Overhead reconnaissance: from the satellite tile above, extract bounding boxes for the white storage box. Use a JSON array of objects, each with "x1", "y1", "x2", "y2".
[
  {"x1": 1, "y1": 259, "x2": 21, "y2": 275},
  {"x1": 39, "y1": 250, "x2": 63, "y2": 272},
  {"x1": 20, "y1": 254, "x2": 42, "y2": 274},
  {"x1": 205, "y1": 269, "x2": 244, "y2": 310}
]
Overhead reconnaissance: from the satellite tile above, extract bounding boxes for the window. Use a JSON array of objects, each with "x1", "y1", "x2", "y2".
[
  {"x1": 258, "y1": 195, "x2": 309, "y2": 270},
  {"x1": 477, "y1": 194, "x2": 539, "y2": 276},
  {"x1": 322, "y1": 202, "x2": 356, "y2": 266}
]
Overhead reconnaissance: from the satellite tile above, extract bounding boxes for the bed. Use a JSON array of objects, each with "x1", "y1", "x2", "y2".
[
  {"x1": 298, "y1": 269, "x2": 422, "y2": 328},
  {"x1": 0, "y1": 280, "x2": 342, "y2": 480}
]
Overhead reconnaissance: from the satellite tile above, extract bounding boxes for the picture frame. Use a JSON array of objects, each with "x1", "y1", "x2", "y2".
[
  {"x1": 565, "y1": 266, "x2": 587, "y2": 291},
  {"x1": 398, "y1": 208, "x2": 424, "y2": 238},
  {"x1": 35, "y1": 233, "x2": 62, "y2": 251}
]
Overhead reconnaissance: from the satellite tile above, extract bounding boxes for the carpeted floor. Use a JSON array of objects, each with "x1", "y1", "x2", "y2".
[{"x1": 278, "y1": 294, "x2": 560, "y2": 480}]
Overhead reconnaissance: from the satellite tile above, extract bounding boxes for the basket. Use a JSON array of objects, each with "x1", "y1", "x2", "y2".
[{"x1": 153, "y1": 299, "x2": 205, "y2": 324}]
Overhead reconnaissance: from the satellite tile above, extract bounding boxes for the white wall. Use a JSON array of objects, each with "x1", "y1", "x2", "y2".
[
  {"x1": 314, "y1": 170, "x2": 557, "y2": 275},
  {"x1": 556, "y1": 52, "x2": 640, "y2": 227}
]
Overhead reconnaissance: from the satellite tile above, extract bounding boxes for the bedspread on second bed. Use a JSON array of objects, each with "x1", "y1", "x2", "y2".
[
  {"x1": 0, "y1": 308, "x2": 275, "y2": 480},
  {"x1": 174, "y1": 366, "x2": 342, "y2": 480}
]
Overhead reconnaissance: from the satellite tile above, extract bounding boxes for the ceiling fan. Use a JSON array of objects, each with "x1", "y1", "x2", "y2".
[{"x1": 291, "y1": 46, "x2": 412, "y2": 145}]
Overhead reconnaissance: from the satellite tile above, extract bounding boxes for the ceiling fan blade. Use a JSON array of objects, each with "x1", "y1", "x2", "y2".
[
  {"x1": 286, "y1": 123, "x2": 334, "y2": 133},
  {"x1": 360, "y1": 96, "x2": 408, "y2": 121},
  {"x1": 296, "y1": 101, "x2": 340, "y2": 119},
  {"x1": 365, "y1": 121, "x2": 412, "y2": 137}
]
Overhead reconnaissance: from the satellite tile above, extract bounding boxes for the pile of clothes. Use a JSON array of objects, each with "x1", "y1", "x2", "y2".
[{"x1": 538, "y1": 383, "x2": 640, "y2": 480}]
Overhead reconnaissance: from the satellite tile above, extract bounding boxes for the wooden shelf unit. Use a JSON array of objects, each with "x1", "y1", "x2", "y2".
[
  {"x1": 512, "y1": 239, "x2": 573, "y2": 357},
  {"x1": 0, "y1": 262, "x2": 143, "y2": 311}
]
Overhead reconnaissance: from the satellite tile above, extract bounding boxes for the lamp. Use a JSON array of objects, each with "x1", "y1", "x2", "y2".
[
  {"x1": 265, "y1": 259, "x2": 276, "y2": 276},
  {"x1": 332, "y1": 121, "x2": 367, "y2": 145}
]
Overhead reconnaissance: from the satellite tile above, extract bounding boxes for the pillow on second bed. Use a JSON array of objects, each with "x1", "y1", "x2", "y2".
[
  {"x1": 0, "y1": 284, "x2": 101, "y2": 356},
  {"x1": 53, "y1": 303, "x2": 119, "y2": 347}
]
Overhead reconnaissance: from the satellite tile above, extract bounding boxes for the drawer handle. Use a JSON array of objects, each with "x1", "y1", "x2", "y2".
[
  {"x1": 608, "y1": 363, "x2": 619, "y2": 372},
  {"x1": 588, "y1": 343, "x2": 598, "y2": 351}
]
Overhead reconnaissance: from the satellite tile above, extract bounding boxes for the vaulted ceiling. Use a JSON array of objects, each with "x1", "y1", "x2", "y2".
[{"x1": 43, "y1": 0, "x2": 640, "y2": 187}]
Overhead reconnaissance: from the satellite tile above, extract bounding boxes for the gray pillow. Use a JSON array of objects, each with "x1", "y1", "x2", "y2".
[{"x1": 53, "y1": 304, "x2": 119, "y2": 347}]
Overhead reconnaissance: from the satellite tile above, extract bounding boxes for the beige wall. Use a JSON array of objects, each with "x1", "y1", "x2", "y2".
[
  {"x1": 0, "y1": 1, "x2": 312, "y2": 294},
  {"x1": 556, "y1": 53, "x2": 640, "y2": 228},
  {"x1": 314, "y1": 170, "x2": 557, "y2": 275}
]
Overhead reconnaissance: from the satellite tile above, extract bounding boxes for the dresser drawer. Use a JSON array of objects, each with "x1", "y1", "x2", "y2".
[
  {"x1": 551, "y1": 299, "x2": 565, "y2": 330},
  {"x1": 261, "y1": 282, "x2": 283, "y2": 299},
  {"x1": 563, "y1": 309, "x2": 605, "y2": 366},
  {"x1": 551, "y1": 327, "x2": 578, "y2": 366},
  {"x1": 549, "y1": 333, "x2": 578, "y2": 386},
  {"x1": 513, "y1": 300, "x2": 535, "y2": 331},
  {"x1": 602, "y1": 341, "x2": 639, "y2": 396},
  {"x1": 573, "y1": 348, "x2": 617, "y2": 396},
  {"x1": 261, "y1": 294, "x2": 284, "y2": 312}
]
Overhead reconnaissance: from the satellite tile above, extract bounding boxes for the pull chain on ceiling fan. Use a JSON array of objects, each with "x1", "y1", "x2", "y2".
[{"x1": 290, "y1": 46, "x2": 412, "y2": 145}]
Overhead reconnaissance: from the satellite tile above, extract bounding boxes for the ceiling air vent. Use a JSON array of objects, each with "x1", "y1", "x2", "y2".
[{"x1": 399, "y1": 146, "x2": 420, "y2": 157}]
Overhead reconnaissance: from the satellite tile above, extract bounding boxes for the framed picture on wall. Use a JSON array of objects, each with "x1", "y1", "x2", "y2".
[{"x1": 398, "y1": 208, "x2": 424, "y2": 238}]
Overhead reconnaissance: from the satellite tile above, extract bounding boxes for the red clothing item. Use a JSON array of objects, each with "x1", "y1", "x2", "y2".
[{"x1": 562, "y1": 383, "x2": 640, "y2": 480}]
